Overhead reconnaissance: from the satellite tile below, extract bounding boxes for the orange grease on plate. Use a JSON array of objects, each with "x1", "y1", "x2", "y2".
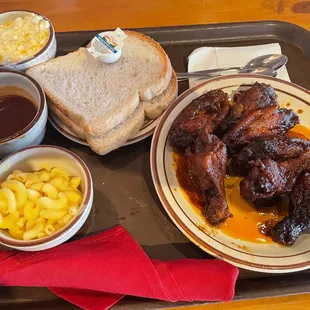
[
  {"x1": 173, "y1": 124, "x2": 310, "y2": 244},
  {"x1": 287, "y1": 124, "x2": 310, "y2": 140},
  {"x1": 221, "y1": 177, "x2": 283, "y2": 244}
]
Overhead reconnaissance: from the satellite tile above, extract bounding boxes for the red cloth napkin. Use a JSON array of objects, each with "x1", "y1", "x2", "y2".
[{"x1": 0, "y1": 225, "x2": 238, "y2": 309}]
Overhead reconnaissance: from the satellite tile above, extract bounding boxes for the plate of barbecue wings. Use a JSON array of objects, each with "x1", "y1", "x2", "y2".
[{"x1": 151, "y1": 74, "x2": 310, "y2": 273}]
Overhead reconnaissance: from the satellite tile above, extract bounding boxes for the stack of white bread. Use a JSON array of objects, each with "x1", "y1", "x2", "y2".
[{"x1": 27, "y1": 30, "x2": 177, "y2": 155}]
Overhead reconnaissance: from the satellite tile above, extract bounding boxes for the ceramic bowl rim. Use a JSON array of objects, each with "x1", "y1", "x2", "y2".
[
  {"x1": 0, "y1": 145, "x2": 92, "y2": 247},
  {"x1": 0, "y1": 68, "x2": 46, "y2": 143},
  {"x1": 0, "y1": 10, "x2": 55, "y2": 67}
]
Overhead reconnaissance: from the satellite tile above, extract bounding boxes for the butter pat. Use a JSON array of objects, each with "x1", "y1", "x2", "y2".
[{"x1": 87, "y1": 28, "x2": 127, "y2": 64}]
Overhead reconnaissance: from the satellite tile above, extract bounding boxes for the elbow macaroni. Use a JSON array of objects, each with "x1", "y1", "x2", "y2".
[
  {"x1": 0, "y1": 187, "x2": 17, "y2": 213},
  {"x1": 1, "y1": 180, "x2": 28, "y2": 208},
  {"x1": 0, "y1": 168, "x2": 83, "y2": 240}
]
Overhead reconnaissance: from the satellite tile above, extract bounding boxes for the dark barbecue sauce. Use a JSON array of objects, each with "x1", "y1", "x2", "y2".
[{"x1": 0, "y1": 95, "x2": 37, "y2": 139}]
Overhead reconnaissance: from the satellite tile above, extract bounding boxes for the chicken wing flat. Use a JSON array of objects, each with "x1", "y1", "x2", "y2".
[
  {"x1": 222, "y1": 106, "x2": 299, "y2": 152},
  {"x1": 169, "y1": 90, "x2": 230, "y2": 150},
  {"x1": 231, "y1": 136, "x2": 310, "y2": 175},
  {"x1": 269, "y1": 173, "x2": 310, "y2": 245},
  {"x1": 240, "y1": 150, "x2": 310, "y2": 203},
  {"x1": 188, "y1": 131, "x2": 230, "y2": 225},
  {"x1": 219, "y1": 82, "x2": 278, "y2": 134}
]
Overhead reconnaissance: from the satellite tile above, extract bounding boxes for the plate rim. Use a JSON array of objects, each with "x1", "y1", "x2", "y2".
[{"x1": 150, "y1": 73, "x2": 310, "y2": 273}]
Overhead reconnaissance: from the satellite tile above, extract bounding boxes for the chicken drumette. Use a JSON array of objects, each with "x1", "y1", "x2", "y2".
[
  {"x1": 231, "y1": 136, "x2": 310, "y2": 176},
  {"x1": 269, "y1": 173, "x2": 310, "y2": 245},
  {"x1": 218, "y1": 82, "x2": 278, "y2": 134},
  {"x1": 222, "y1": 105, "x2": 299, "y2": 152},
  {"x1": 240, "y1": 150, "x2": 310, "y2": 203},
  {"x1": 169, "y1": 90, "x2": 230, "y2": 150},
  {"x1": 188, "y1": 131, "x2": 230, "y2": 225}
]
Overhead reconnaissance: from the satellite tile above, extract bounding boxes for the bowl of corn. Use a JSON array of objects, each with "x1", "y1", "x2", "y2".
[
  {"x1": 0, "y1": 145, "x2": 93, "y2": 251},
  {"x1": 0, "y1": 10, "x2": 56, "y2": 71}
]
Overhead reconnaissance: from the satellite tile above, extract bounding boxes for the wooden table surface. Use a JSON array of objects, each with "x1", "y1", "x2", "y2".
[
  {"x1": 2, "y1": 0, "x2": 310, "y2": 32},
  {"x1": 2, "y1": 0, "x2": 310, "y2": 309}
]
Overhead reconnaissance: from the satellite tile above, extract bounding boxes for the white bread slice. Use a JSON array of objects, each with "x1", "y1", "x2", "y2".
[
  {"x1": 142, "y1": 70, "x2": 177, "y2": 119},
  {"x1": 49, "y1": 70, "x2": 177, "y2": 139},
  {"x1": 49, "y1": 104, "x2": 86, "y2": 139},
  {"x1": 26, "y1": 31, "x2": 172, "y2": 137},
  {"x1": 50, "y1": 101, "x2": 144, "y2": 154},
  {"x1": 86, "y1": 104, "x2": 145, "y2": 155},
  {"x1": 124, "y1": 31, "x2": 172, "y2": 101}
]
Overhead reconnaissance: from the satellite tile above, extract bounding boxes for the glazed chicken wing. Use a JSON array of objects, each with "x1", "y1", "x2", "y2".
[
  {"x1": 219, "y1": 82, "x2": 278, "y2": 134},
  {"x1": 188, "y1": 131, "x2": 230, "y2": 225},
  {"x1": 222, "y1": 106, "x2": 299, "y2": 152},
  {"x1": 231, "y1": 136, "x2": 310, "y2": 175},
  {"x1": 269, "y1": 173, "x2": 310, "y2": 245},
  {"x1": 240, "y1": 150, "x2": 310, "y2": 203},
  {"x1": 169, "y1": 90, "x2": 230, "y2": 150}
]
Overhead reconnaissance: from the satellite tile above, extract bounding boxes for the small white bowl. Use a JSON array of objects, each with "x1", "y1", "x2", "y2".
[
  {"x1": 0, "y1": 145, "x2": 93, "y2": 251},
  {"x1": 0, "y1": 10, "x2": 56, "y2": 71},
  {"x1": 0, "y1": 69, "x2": 48, "y2": 157}
]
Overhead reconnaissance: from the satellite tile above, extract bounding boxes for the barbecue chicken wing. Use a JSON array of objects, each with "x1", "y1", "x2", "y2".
[
  {"x1": 188, "y1": 131, "x2": 230, "y2": 225},
  {"x1": 269, "y1": 173, "x2": 310, "y2": 245},
  {"x1": 222, "y1": 106, "x2": 299, "y2": 152},
  {"x1": 240, "y1": 150, "x2": 310, "y2": 203},
  {"x1": 169, "y1": 90, "x2": 230, "y2": 150},
  {"x1": 231, "y1": 136, "x2": 310, "y2": 175},
  {"x1": 219, "y1": 82, "x2": 278, "y2": 134}
]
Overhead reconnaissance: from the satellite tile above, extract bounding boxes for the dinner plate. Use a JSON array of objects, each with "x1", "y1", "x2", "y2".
[
  {"x1": 151, "y1": 74, "x2": 310, "y2": 273},
  {"x1": 48, "y1": 111, "x2": 159, "y2": 147}
]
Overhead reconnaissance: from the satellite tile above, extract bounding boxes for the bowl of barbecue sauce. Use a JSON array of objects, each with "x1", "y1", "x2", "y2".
[{"x1": 0, "y1": 69, "x2": 47, "y2": 157}]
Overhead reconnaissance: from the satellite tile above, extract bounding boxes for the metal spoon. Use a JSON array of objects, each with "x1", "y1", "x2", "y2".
[
  {"x1": 177, "y1": 67, "x2": 277, "y2": 82},
  {"x1": 176, "y1": 54, "x2": 287, "y2": 80}
]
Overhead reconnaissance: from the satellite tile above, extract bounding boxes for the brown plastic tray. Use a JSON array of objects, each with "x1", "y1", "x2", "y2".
[{"x1": 2, "y1": 20, "x2": 310, "y2": 309}]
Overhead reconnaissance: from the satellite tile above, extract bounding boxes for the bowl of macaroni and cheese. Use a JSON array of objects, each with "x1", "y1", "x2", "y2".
[
  {"x1": 0, "y1": 145, "x2": 93, "y2": 251},
  {"x1": 0, "y1": 10, "x2": 56, "y2": 71}
]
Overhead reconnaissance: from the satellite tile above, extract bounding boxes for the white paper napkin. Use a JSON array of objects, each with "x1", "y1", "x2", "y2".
[{"x1": 187, "y1": 43, "x2": 290, "y2": 87}]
